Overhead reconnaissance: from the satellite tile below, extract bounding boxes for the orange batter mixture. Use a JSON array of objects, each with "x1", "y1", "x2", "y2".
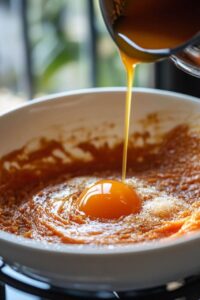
[{"x1": 0, "y1": 124, "x2": 200, "y2": 245}]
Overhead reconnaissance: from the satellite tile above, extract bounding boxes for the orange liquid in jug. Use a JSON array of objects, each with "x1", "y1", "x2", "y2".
[{"x1": 114, "y1": 0, "x2": 200, "y2": 55}]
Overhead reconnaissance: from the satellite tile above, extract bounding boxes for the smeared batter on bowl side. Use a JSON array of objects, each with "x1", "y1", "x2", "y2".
[{"x1": 0, "y1": 124, "x2": 200, "y2": 245}]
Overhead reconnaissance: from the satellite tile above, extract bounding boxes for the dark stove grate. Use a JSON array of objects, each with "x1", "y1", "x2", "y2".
[
  {"x1": 1, "y1": 259, "x2": 200, "y2": 300},
  {"x1": 0, "y1": 281, "x2": 5, "y2": 300}
]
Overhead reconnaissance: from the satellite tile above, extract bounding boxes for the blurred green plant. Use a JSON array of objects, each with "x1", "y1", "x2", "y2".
[
  {"x1": 29, "y1": 0, "x2": 81, "y2": 93},
  {"x1": 28, "y1": 0, "x2": 150, "y2": 95}
]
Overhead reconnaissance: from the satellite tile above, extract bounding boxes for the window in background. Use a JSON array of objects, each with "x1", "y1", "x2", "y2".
[
  {"x1": 29, "y1": 0, "x2": 93, "y2": 94},
  {"x1": 0, "y1": 0, "x2": 154, "y2": 100},
  {"x1": 0, "y1": 0, "x2": 29, "y2": 97}
]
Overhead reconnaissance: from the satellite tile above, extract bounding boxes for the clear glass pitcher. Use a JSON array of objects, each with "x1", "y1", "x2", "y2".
[
  {"x1": 99, "y1": 0, "x2": 200, "y2": 78},
  {"x1": 172, "y1": 44, "x2": 200, "y2": 78}
]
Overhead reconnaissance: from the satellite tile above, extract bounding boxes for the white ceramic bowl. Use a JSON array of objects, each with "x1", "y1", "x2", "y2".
[{"x1": 0, "y1": 88, "x2": 200, "y2": 291}]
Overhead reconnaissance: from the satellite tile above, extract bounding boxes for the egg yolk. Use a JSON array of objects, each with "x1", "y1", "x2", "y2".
[{"x1": 78, "y1": 180, "x2": 141, "y2": 219}]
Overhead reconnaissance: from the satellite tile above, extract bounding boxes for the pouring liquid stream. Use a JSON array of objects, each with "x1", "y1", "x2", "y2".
[{"x1": 121, "y1": 52, "x2": 138, "y2": 182}]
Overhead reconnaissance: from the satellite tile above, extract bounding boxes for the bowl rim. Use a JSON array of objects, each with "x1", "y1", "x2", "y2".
[
  {"x1": 0, "y1": 87, "x2": 200, "y2": 256},
  {"x1": 0, "y1": 87, "x2": 199, "y2": 118}
]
